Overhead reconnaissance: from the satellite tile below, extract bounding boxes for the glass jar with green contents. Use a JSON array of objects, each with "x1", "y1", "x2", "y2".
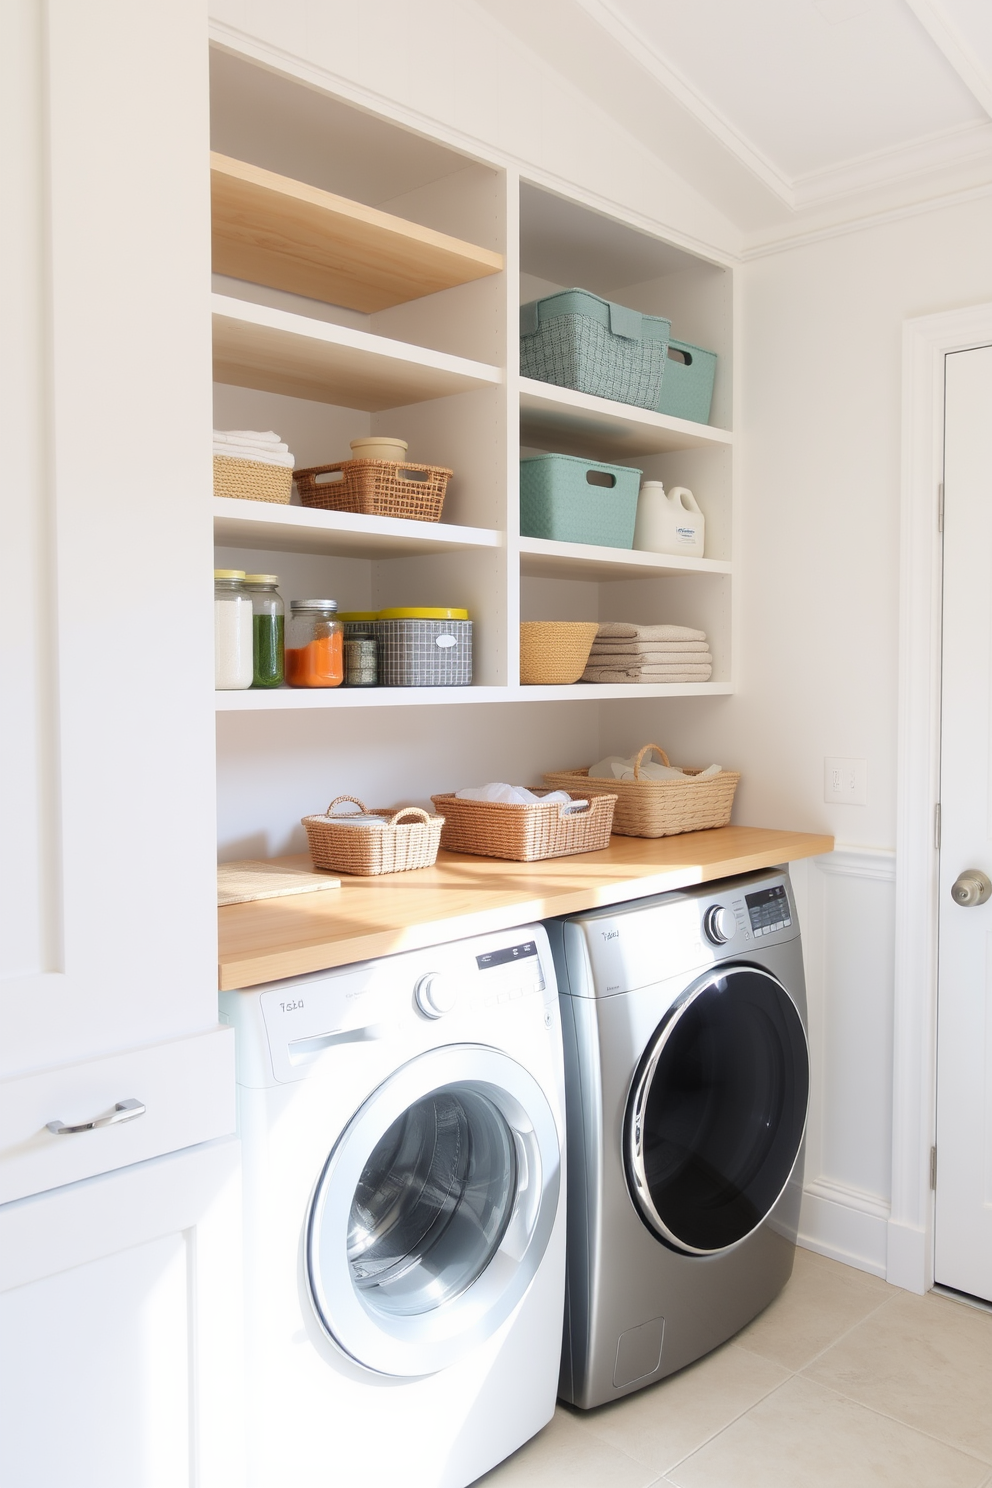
[{"x1": 244, "y1": 574, "x2": 285, "y2": 688}]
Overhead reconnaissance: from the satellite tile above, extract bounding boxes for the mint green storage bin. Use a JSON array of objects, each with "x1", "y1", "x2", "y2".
[
  {"x1": 520, "y1": 289, "x2": 671, "y2": 411},
  {"x1": 520, "y1": 454, "x2": 642, "y2": 549},
  {"x1": 657, "y1": 338, "x2": 717, "y2": 424}
]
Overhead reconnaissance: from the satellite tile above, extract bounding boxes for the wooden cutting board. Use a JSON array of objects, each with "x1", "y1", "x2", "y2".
[{"x1": 218, "y1": 859, "x2": 341, "y2": 907}]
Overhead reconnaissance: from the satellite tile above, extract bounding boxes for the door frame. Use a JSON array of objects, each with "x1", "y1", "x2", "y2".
[{"x1": 892, "y1": 302, "x2": 992, "y2": 1294}]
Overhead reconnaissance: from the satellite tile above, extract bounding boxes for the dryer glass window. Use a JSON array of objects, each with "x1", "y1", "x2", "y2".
[
  {"x1": 346, "y1": 1085, "x2": 517, "y2": 1318},
  {"x1": 626, "y1": 968, "x2": 808, "y2": 1254}
]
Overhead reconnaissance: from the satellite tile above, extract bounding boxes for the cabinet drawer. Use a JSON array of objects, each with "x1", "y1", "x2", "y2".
[{"x1": 0, "y1": 1027, "x2": 235, "y2": 1204}]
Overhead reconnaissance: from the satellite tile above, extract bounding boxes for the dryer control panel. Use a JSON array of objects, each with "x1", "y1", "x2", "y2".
[{"x1": 559, "y1": 869, "x2": 800, "y2": 997}]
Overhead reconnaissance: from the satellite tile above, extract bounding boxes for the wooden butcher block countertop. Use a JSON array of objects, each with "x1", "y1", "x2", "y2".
[{"x1": 218, "y1": 825, "x2": 833, "y2": 991}]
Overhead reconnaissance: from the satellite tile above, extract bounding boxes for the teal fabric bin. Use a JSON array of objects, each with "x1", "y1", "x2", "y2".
[
  {"x1": 657, "y1": 338, "x2": 717, "y2": 424},
  {"x1": 520, "y1": 289, "x2": 671, "y2": 411},
  {"x1": 520, "y1": 454, "x2": 641, "y2": 549}
]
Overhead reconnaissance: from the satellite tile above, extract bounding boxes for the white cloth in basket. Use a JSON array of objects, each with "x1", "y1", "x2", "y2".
[
  {"x1": 213, "y1": 429, "x2": 295, "y2": 468},
  {"x1": 587, "y1": 755, "x2": 722, "y2": 782},
  {"x1": 456, "y1": 783, "x2": 588, "y2": 812}
]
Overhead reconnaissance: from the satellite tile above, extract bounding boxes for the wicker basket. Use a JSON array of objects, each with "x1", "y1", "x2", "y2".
[
  {"x1": 302, "y1": 796, "x2": 444, "y2": 875},
  {"x1": 294, "y1": 460, "x2": 452, "y2": 522},
  {"x1": 213, "y1": 454, "x2": 292, "y2": 504},
  {"x1": 520, "y1": 622, "x2": 600, "y2": 685},
  {"x1": 542, "y1": 744, "x2": 740, "y2": 839},
  {"x1": 430, "y1": 790, "x2": 616, "y2": 862}
]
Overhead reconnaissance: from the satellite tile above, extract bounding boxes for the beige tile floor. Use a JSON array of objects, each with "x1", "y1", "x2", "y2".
[{"x1": 474, "y1": 1248, "x2": 992, "y2": 1488}]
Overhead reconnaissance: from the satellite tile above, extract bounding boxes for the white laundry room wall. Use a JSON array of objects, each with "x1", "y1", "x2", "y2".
[{"x1": 206, "y1": 0, "x2": 992, "y2": 1281}]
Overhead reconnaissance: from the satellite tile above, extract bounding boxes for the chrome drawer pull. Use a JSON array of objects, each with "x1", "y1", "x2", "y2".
[{"x1": 46, "y1": 1098, "x2": 146, "y2": 1135}]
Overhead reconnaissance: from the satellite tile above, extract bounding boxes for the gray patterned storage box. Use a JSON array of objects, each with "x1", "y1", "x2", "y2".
[
  {"x1": 520, "y1": 288, "x2": 671, "y2": 410},
  {"x1": 373, "y1": 615, "x2": 473, "y2": 686}
]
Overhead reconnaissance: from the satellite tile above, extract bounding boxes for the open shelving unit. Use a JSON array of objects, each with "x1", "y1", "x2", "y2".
[{"x1": 209, "y1": 47, "x2": 736, "y2": 713}]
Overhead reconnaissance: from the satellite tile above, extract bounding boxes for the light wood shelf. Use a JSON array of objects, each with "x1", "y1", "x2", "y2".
[
  {"x1": 211, "y1": 152, "x2": 503, "y2": 312},
  {"x1": 519, "y1": 378, "x2": 733, "y2": 459},
  {"x1": 518, "y1": 535, "x2": 731, "y2": 582},
  {"x1": 213, "y1": 497, "x2": 500, "y2": 561},
  {"x1": 217, "y1": 827, "x2": 834, "y2": 989},
  {"x1": 212, "y1": 294, "x2": 500, "y2": 409}
]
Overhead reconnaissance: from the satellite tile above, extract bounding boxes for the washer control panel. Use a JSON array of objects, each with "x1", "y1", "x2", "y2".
[
  {"x1": 475, "y1": 939, "x2": 547, "y2": 1008},
  {"x1": 743, "y1": 882, "x2": 793, "y2": 938}
]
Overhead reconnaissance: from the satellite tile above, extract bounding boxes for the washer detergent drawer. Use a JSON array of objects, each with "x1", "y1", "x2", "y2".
[{"x1": 0, "y1": 1026, "x2": 235, "y2": 1204}]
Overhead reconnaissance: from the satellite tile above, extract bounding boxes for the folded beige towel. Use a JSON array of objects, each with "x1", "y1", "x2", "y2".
[
  {"x1": 589, "y1": 651, "x2": 713, "y2": 666},
  {"x1": 596, "y1": 622, "x2": 707, "y2": 642},
  {"x1": 582, "y1": 664, "x2": 713, "y2": 682},
  {"x1": 589, "y1": 640, "x2": 711, "y2": 655}
]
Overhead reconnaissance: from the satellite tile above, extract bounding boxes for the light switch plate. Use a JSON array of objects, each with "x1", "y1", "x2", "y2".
[{"x1": 824, "y1": 757, "x2": 867, "y2": 805}]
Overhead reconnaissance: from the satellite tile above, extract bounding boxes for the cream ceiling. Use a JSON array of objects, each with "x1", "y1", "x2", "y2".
[{"x1": 479, "y1": 0, "x2": 992, "y2": 248}]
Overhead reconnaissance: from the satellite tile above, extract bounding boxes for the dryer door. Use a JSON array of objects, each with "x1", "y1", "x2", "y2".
[
  {"x1": 625, "y1": 966, "x2": 809, "y2": 1255},
  {"x1": 305, "y1": 1043, "x2": 560, "y2": 1377}
]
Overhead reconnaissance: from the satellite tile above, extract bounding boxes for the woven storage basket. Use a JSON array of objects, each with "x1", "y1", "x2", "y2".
[
  {"x1": 302, "y1": 796, "x2": 444, "y2": 875},
  {"x1": 213, "y1": 454, "x2": 292, "y2": 504},
  {"x1": 520, "y1": 289, "x2": 670, "y2": 410},
  {"x1": 520, "y1": 454, "x2": 641, "y2": 548},
  {"x1": 294, "y1": 460, "x2": 451, "y2": 522},
  {"x1": 542, "y1": 744, "x2": 740, "y2": 839},
  {"x1": 520, "y1": 621, "x2": 599, "y2": 685},
  {"x1": 430, "y1": 790, "x2": 616, "y2": 862}
]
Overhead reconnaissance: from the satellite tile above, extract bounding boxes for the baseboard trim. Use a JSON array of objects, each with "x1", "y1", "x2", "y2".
[{"x1": 799, "y1": 1181, "x2": 889, "y2": 1278}]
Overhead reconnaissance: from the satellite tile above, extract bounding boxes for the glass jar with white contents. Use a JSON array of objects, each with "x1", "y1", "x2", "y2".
[{"x1": 214, "y1": 570, "x2": 253, "y2": 690}]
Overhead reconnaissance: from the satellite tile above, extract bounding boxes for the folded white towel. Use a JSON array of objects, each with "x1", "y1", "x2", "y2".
[
  {"x1": 455, "y1": 783, "x2": 587, "y2": 811},
  {"x1": 213, "y1": 429, "x2": 287, "y2": 448},
  {"x1": 596, "y1": 622, "x2": 707, "y2": 642},
  {"x1": 213, "y1": 444, "x2": 295, "y2": 469},
  {"x1": 588, "y1": 640, "x2": 711, "y2": 655},
  {"x1": 588, "y1": 651, "x2": 713, "y2": 666}
]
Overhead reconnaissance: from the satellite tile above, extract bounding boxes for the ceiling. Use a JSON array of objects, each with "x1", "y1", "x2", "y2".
[{"x1": 478, "y1": 0, "x2": 992, "y2": 248}]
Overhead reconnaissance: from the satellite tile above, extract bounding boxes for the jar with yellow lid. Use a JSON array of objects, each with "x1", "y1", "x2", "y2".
[{"x1": 373, "y1": 608, "x2": 472, "y2": 687}]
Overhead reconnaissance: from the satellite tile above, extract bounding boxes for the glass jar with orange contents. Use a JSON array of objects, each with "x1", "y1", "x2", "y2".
[{"x1": 286, "y1": 600, "x2": 344, "y2": 687}]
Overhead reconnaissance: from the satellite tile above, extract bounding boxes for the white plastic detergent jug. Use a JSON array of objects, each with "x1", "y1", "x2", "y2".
[{"x1": 633, "y1": 482, "x2": 705, "y2": 558}]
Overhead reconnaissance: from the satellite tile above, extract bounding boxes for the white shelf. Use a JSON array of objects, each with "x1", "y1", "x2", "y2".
[
  {"x1": 518, "y1": 536, "x2": 731, "y2": 582},
  {"x1": 213, "y1": 498, "x2": 500, "y2": 560},
  {"x1": 519, "y1": 378, "x2": 732, "y2": 459},
  {"x1": 212, "y1": 294, "x2": 501, "y2": 410},
  {"x1": 215, "y1": 681, "x2": 732, "y2": 710}
]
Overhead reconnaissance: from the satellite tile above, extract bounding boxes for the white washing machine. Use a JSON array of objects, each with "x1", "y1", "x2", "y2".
[
  {"x1": 219, "y1": 925, "x2": 566, "y2": 1488},
  {"x1": 547, "y1": 868, "x2": 809, "y2": 1409}
]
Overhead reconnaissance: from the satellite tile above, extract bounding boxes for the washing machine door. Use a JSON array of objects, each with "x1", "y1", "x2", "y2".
[
  {"x1": 305, "y1": 1043, "x2": 561, "y2": 1377},
  {"x1": 625, "y1": 965, "x2": 809, "y2": 1256}
]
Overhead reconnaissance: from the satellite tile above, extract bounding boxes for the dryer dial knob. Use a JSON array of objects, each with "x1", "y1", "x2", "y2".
[
  {"x1": 415, "y1": 973, "x2": 457, "y2": 1019},
  {"x1": 703, "y1": 905, "x2": 736, "y2": 945}
]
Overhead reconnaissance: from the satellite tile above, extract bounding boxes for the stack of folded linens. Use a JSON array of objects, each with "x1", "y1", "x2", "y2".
[{"x1": 581, "y1": 622, "x2": 712, "y2": 683}]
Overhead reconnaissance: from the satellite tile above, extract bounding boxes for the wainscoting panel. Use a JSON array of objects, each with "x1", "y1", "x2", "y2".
[{"x1": 790, "y1": 848, "x2": 896, "y2": 1277}]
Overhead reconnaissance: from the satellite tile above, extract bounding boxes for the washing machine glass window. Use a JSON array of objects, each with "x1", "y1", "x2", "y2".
[
  {"x1": 348, "y1": 1085, "x2": 517, "y2": 1317},
  {"x1": 305, "y1": 1043, "x2": 561, "y2": 1377},
  {"x1": 626, "y1": 966, "x2": 809, "y2": 1256}
]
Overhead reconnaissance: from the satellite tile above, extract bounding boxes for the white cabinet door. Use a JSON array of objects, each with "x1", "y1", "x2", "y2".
[
  {"x1": 0, "y1": 1139, "x2": 244, "y2": 1488},
  {"x1": 1, "y1": 2, "x2": 228, "y2": 1181},
  {"x1": 935, "y1": 343, "x2": 992, "y2": 1304}
]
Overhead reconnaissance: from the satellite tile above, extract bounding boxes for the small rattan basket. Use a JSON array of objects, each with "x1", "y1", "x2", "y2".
[
  {"x1": 542, "y1": 744, "x2": 740, "y2": 839},
  {"x1": 520, "y1": 621, "x2": 600, "y2": 685},
  {"x1": 302, "y1": 796, "x2": 444, "y2": 875},
  {"x1": 294, "y1": 460, "x2": 452, "y2": 522},
  {"x1": 430, "y1": 789, "x2": 616, "y2": 861},
  {"x1": 213, "y1": 454, "x2": 292, "y2": 504}
]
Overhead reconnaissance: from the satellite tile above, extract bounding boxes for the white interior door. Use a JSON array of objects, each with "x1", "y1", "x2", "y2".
[{"x1": 935, "y1": 342, "x2": 992, "y2": 1303}]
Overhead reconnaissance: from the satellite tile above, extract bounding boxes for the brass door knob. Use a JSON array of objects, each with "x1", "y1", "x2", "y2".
[{"x1": 951, "y1": 870, "x2": 992, "y2": 907}]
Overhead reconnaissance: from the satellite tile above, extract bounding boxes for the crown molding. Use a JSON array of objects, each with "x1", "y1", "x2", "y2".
[
  {"x1": 902, "y1": 0, "x2": 992, "y2": 119},
  {"x1": 573, "y1": 0, "x2": 796, "y2": 207},
  {"x1": 791, "y1": 117, "x2": 992, "y2": 207}
]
